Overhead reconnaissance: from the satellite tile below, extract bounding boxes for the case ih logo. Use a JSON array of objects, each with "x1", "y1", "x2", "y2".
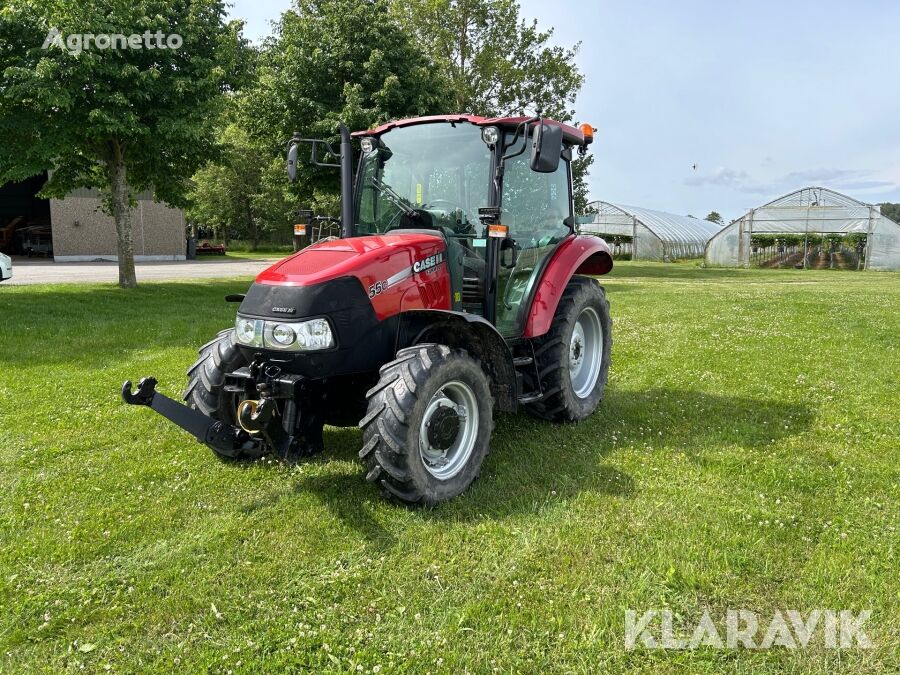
[
  {"x1": 271, "y1": 306, "x2": 296, "y2": 314},
  {"x1": 413, "y1": 252, "x2": 445, "y2": 274}
]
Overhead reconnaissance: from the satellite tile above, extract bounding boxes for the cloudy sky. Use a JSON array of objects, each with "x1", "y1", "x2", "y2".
[{"x1": 229, "y1": 0, "x2": 900, "y2": 220}]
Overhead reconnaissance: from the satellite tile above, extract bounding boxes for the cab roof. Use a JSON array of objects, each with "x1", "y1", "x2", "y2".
[{"x1": 353, "y1": 114, "x2": 588, "y2": 146}]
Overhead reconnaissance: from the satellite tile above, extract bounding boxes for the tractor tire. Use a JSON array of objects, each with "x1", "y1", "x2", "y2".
[
  {"x1": 182, "y1": 328, "x2": 256, "y2": 461},
  {"x1": 359, "y1": 344, "x2": 493, "y2": 506},
  {"x1": 525, "y1": 277, "x2": 612, "y2": 422}
]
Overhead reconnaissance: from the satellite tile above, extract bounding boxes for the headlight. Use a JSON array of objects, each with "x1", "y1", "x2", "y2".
[
  {"x1": 236, "y1": 316, "x2": 335, "y2": 351},
  {"x1": 236, "y1": 317, "x2": 262, "y2": 347},
  {"x1": 360, "y1": 137, "x2": 375, "y2": 153},
  {"x1": 270, "y1": 324, "x2": 296, "y2": 346},
  {"x1": 481, "y1": 126, "x2": 500, "y2": 146}
]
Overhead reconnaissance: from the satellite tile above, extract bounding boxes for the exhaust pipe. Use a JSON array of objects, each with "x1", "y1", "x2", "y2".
[{"x1": 339, "y1": 122, "x2": 354, "y2": 239}]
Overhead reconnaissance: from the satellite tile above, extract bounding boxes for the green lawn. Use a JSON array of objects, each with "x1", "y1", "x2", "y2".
[
  {"x1": 0, "y1": 262, "x2": 897, "y2": 672},
  {"x1": 223, "y1": 248, "x2": 292, "y2": 261}
]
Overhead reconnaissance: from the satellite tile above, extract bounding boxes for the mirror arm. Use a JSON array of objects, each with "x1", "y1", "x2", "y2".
[
  {"x1": 500, "y1": 115, "x2": 540, "y2": 163},
  {"x1": 309, "y1": 140, "x2": 340, "y2": 168},
  {"x1": 289, "y1": 137, "x2": 341, "y2": 169}
]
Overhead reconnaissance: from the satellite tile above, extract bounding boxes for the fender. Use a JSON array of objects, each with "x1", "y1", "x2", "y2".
[
  {"x1": 523, "y1": 235, "x2": 613, "y2": 338},
  {"x1": 398, "y1": 310, "x2": 517, "y2": 412}
]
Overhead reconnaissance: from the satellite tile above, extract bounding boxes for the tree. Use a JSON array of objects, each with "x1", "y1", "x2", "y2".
[
  {"x1": 572, "y1": 154, "x2": 595, "y2": 214},
  {"x1": 392, "y1": 0, "x2": 583, "y2": 121},
  {"x1": 0, "y1": 1, "x2": 248, "y2": 287},
  {"x1": 879, "y1": 202, "x2": 900, "y2": 224},
  {"x1": 705, "y1": 211, "x2": 723, "y2": 224},
  {"x1": 187, "y1": 124, "x2": 296, "y2": 248},
  {"x1": 393, "y1": 0, "x2": 591, "y2": 208},
  {"x1": 240, "y1": 0, "x2": 448, "y2": 213}
]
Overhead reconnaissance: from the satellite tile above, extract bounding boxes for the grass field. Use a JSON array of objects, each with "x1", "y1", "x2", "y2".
[
  {"x1": 223, "y1": 248, "x2": 292, "y2": 261},
  {"x1": 0, "y1": 262, "x2": 897, "y2": 672}
]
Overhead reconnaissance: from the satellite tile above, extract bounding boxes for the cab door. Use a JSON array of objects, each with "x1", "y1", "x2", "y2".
[{"x1": 494, "y1": 146, "x2": 573, "y2": 337}]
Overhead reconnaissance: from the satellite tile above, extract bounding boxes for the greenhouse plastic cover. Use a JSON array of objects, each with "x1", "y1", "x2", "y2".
[
  {"x1": 705, "y1": 187, "x2": 900, "y2": 270},
  {"x1": 581, "y1": 201, "x2": 722, "y2": 246}
]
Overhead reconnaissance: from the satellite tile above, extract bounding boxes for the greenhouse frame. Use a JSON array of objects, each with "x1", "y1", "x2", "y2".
[
  {"x1": 579, "y1": 201, "x2": 722, "y2": 261},
  {"x1": 705, "y1": 186, "x2": 900, "y2": 271}
]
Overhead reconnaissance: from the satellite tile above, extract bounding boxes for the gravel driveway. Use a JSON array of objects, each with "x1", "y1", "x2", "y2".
[{"x1": 1, "y1": 257, "x2": 278, "y2": 286}]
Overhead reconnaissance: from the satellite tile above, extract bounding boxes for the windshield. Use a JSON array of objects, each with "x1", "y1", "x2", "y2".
[{"x1": 356, "y1": 123, "x2": 491, "y2": 235}]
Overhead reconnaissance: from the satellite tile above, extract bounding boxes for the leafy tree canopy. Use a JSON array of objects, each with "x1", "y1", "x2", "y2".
[
  {"x1": 392, "y1": 0, "x2": 583, "y2": 122},
  {"x1": 186, "y1": 123, "x2": 296, "y2": 248},
  {"x1": 878, "y1": 202, "x2": 900, "y2": 224},
  {"x1": 238, "y1": 0, "x2": 448, "y2": 213}
]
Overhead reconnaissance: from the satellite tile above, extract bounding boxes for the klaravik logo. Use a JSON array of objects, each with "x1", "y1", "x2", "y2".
[{"x1": 625, "y1": 609, "x2": 874, "y2": 650}]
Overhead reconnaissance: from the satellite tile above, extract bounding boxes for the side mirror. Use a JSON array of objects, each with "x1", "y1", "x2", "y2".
[
  {"x1": 286, "y1": 133, "x2": 300, "y2": 181},
  {"x1": 530, "y1": 123, "x2": 562, "y2": 173}
]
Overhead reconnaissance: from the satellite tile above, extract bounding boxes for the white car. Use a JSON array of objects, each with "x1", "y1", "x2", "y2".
[{"x1": 0, "y1": 252, "x2": 11, "y2": 282}]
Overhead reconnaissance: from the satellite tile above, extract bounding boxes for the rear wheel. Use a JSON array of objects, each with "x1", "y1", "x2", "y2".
[
  {"x1": 525, "y1": 277, "x2": 612, "y2": 421},
  {"x1": 359, "y1": 344, "x2": 493, "y2": 505},
  {"x1": 183, "y1": 329, "x2": 260, "y2": 461}
]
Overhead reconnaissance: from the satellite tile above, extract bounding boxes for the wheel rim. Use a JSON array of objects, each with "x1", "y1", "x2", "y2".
[
  {"x1": 569, "y1": 307, "x2": 603, "y2": 399},
  {"x1": 418, "y1": 380, "x2": 479, "y2": 480}
]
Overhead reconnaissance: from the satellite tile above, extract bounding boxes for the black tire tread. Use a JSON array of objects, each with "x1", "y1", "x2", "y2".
[
  {"x1": 182, "y1": 329, "x2": 252, "y2": 460},
  {"x1": 359, "y1": 344, "x2": 493, "y2": 505},
  {"x1": 524, "y1": 277, "x2": 612, "y2": 422}
]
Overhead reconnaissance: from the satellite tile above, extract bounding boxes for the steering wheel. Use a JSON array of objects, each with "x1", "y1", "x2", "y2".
[
  {"x1": 423, "y1": 198, "x2": 467, "y2": 214},
  {"x1": 422, "y1": 199, "x2": 475, "y2": 235}
]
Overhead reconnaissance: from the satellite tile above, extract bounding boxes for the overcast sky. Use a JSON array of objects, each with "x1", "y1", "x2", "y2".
[{"x1": 228, "y1": 0, "x2": 900, "y2": 220}]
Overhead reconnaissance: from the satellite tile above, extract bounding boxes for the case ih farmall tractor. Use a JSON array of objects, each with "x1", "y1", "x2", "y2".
[{"x1": 123, "y1": 114, "x2": 613, "y2": 505}]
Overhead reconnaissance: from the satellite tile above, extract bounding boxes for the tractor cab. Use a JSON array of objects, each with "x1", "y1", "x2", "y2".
[{"x1": 352, "y1": 116, "x2": 581, "y2": 337}]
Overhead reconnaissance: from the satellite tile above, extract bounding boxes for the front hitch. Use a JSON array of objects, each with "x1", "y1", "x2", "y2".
[
  {"x1": 121, "y1": 377, "x2": 264, "y2": 459},
  {"x1": 234, "y1": 388, "x2": 293, "y2": 457}
]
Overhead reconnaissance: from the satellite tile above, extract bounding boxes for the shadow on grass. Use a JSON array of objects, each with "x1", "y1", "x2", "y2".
[
  {"x1": 259, "y1": 386, "x2": 812, "y2": 540},
  {"x1": 0, "y1": 280, "x2": 253, "y2": 367}
]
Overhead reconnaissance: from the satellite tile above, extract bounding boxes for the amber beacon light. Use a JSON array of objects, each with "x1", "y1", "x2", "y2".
[{"x1": 580, "y1": 123, "x2": 595, "y2": 145}]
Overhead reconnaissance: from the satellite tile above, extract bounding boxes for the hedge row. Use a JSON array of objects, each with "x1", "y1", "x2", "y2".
[{"x1": 750, "y1": 233, "x2": 867, "y2": 248}]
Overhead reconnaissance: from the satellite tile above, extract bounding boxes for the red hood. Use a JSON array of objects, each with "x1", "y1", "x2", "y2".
[
  {"x1": 257, "y1": 233, "x2": 445, "y2": 286},
  {"x1": 254, "y1": 233, "x2": 451, "y2": 320}
]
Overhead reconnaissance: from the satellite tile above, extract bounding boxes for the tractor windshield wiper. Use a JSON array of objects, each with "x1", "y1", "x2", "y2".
[{"x1": 370, "y1": 178, "x2": 419, "y2": 219}]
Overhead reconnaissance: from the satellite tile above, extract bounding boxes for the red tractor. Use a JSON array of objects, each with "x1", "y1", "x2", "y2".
[{"x1": 123, "y1": 114, "x2": 613, "y2": 504}]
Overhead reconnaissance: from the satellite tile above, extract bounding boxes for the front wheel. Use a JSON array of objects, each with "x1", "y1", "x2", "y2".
[
  {"x1": 182, "y1": 329, "x2": 258, "y2": 461},
  {"x1": 359, "y1": 344, "x2": 493, "y2": 505},
  {"x1": 525, "y1": 277, "x2": 612, "y2": 422}
]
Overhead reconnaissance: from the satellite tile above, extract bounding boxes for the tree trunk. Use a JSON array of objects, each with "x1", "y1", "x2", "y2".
[
  {"x1": 247, "y1": 199, "x2": 258, "y2": 251},
  {"x1": 457, "y1": 8, "x2": 468, "y2": 111},
  {"x1": 108, "y1": 139, "x2": 137, "y2": 288}
]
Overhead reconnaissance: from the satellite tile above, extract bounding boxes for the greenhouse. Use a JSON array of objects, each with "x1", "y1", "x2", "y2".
[
  {"x1": 705, "y1": 186, "x2": 900, "y2": 271},
  {"x1": 579, "y1": 201, "x2": 722, "y2": 261}
]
